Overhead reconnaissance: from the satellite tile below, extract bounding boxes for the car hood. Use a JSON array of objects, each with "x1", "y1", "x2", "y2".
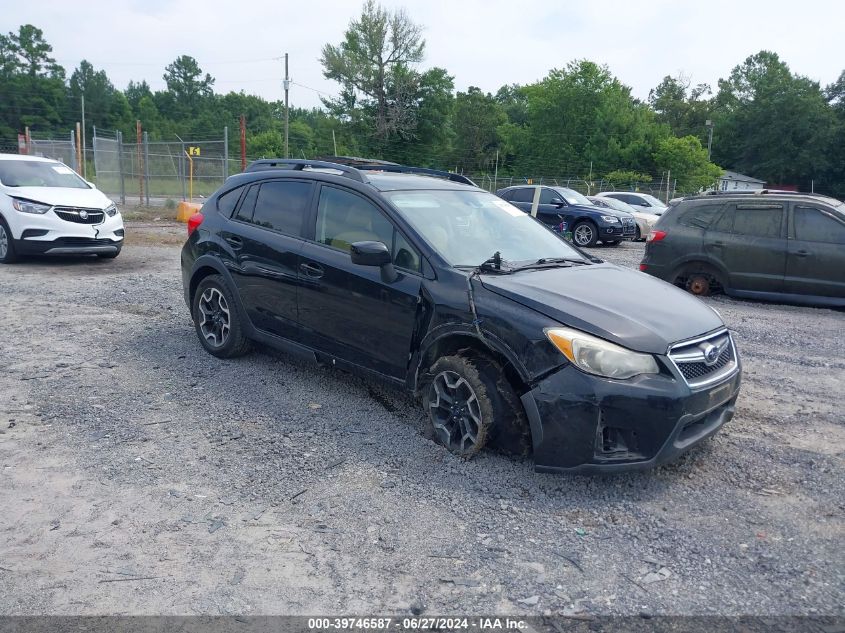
[
  {"x1": 571, "y1": 203, "x2": 630, "y2": 218},
  {"x1": 480, "y1": 263, "x2": 723, "y2": 354},
  {"x1": 3, "y1": 186, "x2": 112, "y2": 209}
]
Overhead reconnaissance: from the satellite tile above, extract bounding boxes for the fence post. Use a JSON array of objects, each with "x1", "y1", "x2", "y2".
[
  {"x1": 70, "y1": 130, "x2": 77, "y2": 171},
  {"x1": 143, "y1": 132, "x2": 151, "y2": 206},
  {"x1": 223, "y1": 126, "x2": 228, "y2": 182},
  {"x1": 117, "y1": 131, "x2": 126, "y2": 205},
  {"x1": 92, "y1": 126, "x2": 98, "y2": 181}
]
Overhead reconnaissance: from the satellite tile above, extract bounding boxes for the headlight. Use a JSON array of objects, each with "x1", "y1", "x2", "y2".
[
  {"x1": 545, "y1": 327, "x2": 660, "y2": 379},
  {"x1": 600, "y1": 215, "x2": 620, "y2": 224},
  {"x1": 12, "y1": 198, "x2": 51, "y2": 214},
  {"x1": 104, "y1": 203, "x2": 118, "y2": 217}
]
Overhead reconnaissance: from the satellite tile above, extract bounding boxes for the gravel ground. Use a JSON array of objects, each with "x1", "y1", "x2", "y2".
[{"x1": 0, "y1": 228, "x2": 842, "y2": 617}]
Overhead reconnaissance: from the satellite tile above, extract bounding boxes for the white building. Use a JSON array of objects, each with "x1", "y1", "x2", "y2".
[{"x1": 718, "y1": 170, "x2": 766, "y2": 191}]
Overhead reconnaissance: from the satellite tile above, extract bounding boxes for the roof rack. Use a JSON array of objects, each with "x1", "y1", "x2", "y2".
[
  {"x1": 312, "y1": 155, "x2": 400, "y2": 167},
  {"x1": 244, "y1": 158, "x2": 367, "y2": 182},
  {"x1": 700, "y1": 189, "x2": 816, "y2": 197},
  {"x1": 244, "y1": 157, "x2": 478, "y2": 187},
  {"x1": 354, "y1": 164, "x2": 477, "y2": 186}
]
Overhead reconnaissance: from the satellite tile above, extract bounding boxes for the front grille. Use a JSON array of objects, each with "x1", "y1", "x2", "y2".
[
  {"x1": 53, "y1": 206, "x2": 105, "y2": 225},
  {"x1": 668, "y1": 329, "x2": 737, "y2": 388},
  {"x1": 52, "y1": 237, "x2": 115, "y2": 246}
]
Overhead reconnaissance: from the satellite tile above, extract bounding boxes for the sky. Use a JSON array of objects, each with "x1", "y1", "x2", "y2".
[{"x1": 5, "y1": 0, "x2": 842, "y2": 108}]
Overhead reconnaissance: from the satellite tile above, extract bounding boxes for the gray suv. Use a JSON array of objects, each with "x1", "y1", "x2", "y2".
[{"x1": 640, "y1": 191, "x2": 845, "y2": 307}]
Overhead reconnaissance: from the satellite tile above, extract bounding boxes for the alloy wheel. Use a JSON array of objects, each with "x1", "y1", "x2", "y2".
[
  {"x1": 198, "y1": 287, "x2": 231, "y2": 347},
  {"x1": 429, "y1": 370, "x2": 483, "y2": 454},
  {"x1": 574, "y1": 224, "x2": 594, "y2": 246},
  {"x1": 0, "y1": 225, "x2": 8, "y2": 259}
]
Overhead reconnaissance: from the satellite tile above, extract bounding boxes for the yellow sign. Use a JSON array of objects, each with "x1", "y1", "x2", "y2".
[
  {"x1": 188, "y1": 146, "x2": 201, "y2": 156},
  {"x1": 527, "y1": 178, "x2": 533, "y2": 184}
]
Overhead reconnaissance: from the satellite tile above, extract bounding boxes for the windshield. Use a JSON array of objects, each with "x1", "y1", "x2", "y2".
[
  {"x1": 554, "y1": 187, "x2": 591, "y2": 206},
  {"x1": 0, "y1": 160, "x2": 89, "y2": 189},
  {"x1": 385, "y1": 190, "x2": 588, "y2": 268},
  {"x1": 640, "y1": 193, "x2": 667, "y2": 208},
  {"x1": 593, "y1": 196, "x2": 636, "y2": 214}
]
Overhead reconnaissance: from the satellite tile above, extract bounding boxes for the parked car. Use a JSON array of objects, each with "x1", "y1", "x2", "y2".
[
  {"x1": 588, "y1": 195, "x2": 657, "y2": 241},
  {"x1": 0, "y1": 154, "x2": 123, "y2": 263},
  {"x1": 182, "y1": 159, "x2": 741, "y2": 473},
  {"x1": 640, "y1": 191, "x2": 845, "y2": 307},
  {"x1": 496, "y1": 185, "x2": 636, "y2": 247},
  {"x1": 597, "y1": 191, "x2": 668, "y2": 215}
]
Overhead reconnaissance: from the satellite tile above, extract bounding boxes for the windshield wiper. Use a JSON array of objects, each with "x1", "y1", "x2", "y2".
[{"x1": 508, "y1": 257, "x2": 590, "y2": 272}]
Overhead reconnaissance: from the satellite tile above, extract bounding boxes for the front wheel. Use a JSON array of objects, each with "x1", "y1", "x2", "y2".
[
  {"x1": 0, "y1": 220, "x2": 18, "y2": 264},
  {"x1": 572, "y1": 221, "x2": 598, "y2": 247},
  {"x1": 424, "y1": 353, "x2": 529, "y2": 458},
  {"x1": 192, "y1": 275, "x2": 251, "y2": 358}
]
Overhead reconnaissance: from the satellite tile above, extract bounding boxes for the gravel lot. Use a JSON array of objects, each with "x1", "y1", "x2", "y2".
[{"x1": 0, "y1": 224, "x2": 842, "y2": 617}]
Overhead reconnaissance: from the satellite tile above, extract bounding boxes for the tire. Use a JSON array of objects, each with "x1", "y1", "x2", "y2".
[
  {"x1": 97, "y1": 247, "x2": 122, "y2": 259},
  {"x1": 423, "y1": 352, "x2": 530, "y2": 459},
  {"x1": 0, "y1": 219, "x2": 18, "y2": 264},
  {"x1": 635, "y1": 226, "x2": 642, "y2": 241},
  {"x1": 572, "y1": 221, "x2": 598, "y2": 247},
  {"x1": 191, "y1": 274, "x2": 251, "y2": 358}
]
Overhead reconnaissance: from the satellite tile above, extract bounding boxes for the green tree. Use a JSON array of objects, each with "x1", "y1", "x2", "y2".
[
  {"x1": 162, "y1": 55, "x2": 215, "y2": 116},
  {"x1": 648, "y1": 74, "x2": 712, "y2": 141},
  {"x1": 321, "y1": 0, "x2": 425, "y2": 147},
  {"x1": 452, "y1": 87, "x2": 506, "y2": 172},
  {"x1": 652, "y1": 136, "x2": 722, "y2": 192},
  {"x1": 713, "y1": 51, "x2": 836, "y2": 188}
]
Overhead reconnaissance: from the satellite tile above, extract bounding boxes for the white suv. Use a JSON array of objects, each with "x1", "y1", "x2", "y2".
[
  {"x1": 0, "y1": 154, "x2": 124, "y2": 263},
  {"x1": 596, "y1": 191, "x2": 668, "y2": 215}
]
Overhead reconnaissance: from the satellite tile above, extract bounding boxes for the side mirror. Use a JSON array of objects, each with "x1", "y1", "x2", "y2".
[
  {"x1": 639, "y1": 201, "x2": 650, "y2": 208},
  {"x1": 551, "y1": 198, "x2": 565, "y2": 207},
  {"x1": 351, "y1": 241, "x2": 397, "y2": 283},
  {"x1": 86, "y1": 180, "x2": 97, "y2": 189}
]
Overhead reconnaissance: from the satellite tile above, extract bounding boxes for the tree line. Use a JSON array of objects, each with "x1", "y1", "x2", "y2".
[{"x1": 1, "y1": 3, "x2": 844, "y2": 196}]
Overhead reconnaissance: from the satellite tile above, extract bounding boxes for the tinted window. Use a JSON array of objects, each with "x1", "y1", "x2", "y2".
[
  {"x1": 235, "y1": 185, "x2": 259, "y2": 222},
  {"x1": 794, "y1": 206, "x2": 845, "y2": 244},
  {"x1": 316, "y1": 186, "x2": 420, "y2": 272},
  {"x1": 250, "y1": 180, "x2": 311, "y2": 235},
  {"x1": 679, "y1": 204, "x2": 723, "y2": 229},
  {"x1": 216, "y1": 186, "x2": 244, "y2": 217},
  {"x1": 498, "y1": 190, "x2": 513, "y2": 201},
  {"x1": 539, "y1": 189, "x2": 561, "y2": 204},
  {"x1": 509, "y1": 188, "x2": 534, "y2": 203},
  {"x1": 731, "y1": 204, "x2": 784, "y2": 238}
]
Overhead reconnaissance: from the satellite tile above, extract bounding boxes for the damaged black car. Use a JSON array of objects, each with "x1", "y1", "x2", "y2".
[{"x1": 181, "y1": 160, "x2": 741, "y2": 473}]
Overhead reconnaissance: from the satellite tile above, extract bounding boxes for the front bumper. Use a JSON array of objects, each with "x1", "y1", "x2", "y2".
[
  {"x1": 598, "y1": 223, "x2": 636, "y2": 241},
  {"x1": 15, "y1": 234, "x2": 123, "y2": 255},
  {"x1": 521, "y1": 359, "x2": 741, "y2": 473}
]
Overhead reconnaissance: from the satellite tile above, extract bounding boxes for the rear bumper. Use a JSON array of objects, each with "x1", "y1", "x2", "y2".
[{"x1": 521, "y1": 361, "x2": 742, "y2": 473}]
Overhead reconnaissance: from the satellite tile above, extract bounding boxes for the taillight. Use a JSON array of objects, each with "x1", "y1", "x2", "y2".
[
  {"x1": 639, "y1": 263, "x2": 648, "y2": 271},
  {"x1": 646, "y1": 229, "x2": 666, "y2": 242},
  {"x1": 187, "y1": 213, "x2": 204, "y2": 236}
]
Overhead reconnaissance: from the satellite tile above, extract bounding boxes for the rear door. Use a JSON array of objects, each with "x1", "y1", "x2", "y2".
[
  {"x1": 225, "y1": 179, "x2": 313, "y2": 338},
  {"x1": 785, "y1": 204, "x2": 845, "y2": 298},
  {"x1": 704, "y1": 201, "x2": 786, "y2": 293},
  {"x1": 297, "y1": 184, "x2": 423, "y2": 379}
]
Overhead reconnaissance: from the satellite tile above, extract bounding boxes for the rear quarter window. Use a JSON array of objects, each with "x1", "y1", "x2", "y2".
[{"x1": 678, "y1": 203, "x2": 724, "y2": 229}]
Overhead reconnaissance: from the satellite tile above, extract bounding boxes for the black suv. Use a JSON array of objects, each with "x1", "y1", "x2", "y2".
[
  {"x1": 496, "y1": 185, "x2": 637, "y2": 247},
  {"x1": 181, "y1": 160, "x2": 741, "y2": 473},
  {"x1": 640, "y1": 191, "x2": 845, "y2": 307}
]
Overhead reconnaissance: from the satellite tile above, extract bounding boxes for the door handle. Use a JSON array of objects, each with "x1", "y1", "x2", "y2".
[
  {"x1": 300, "y1": 262, "x2": 324, "y2": 278},
  {"x1": 795, "y1": 250, "x2": 810, "y2": 258},
  {"x1": 224, "y1": 236, "x2": 243, "y2": 249},
  {"x1": 712, "y1": 240, "x2": 725, "y2": 247}
]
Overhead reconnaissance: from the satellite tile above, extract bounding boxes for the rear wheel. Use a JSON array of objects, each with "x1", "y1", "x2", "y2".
[
  {"x1": 686, "y1": 274, "x2": 712, "y2": 296},
  {"x1": 0, "y1": 220, "x2": 18, "y2": 264},
  {"x1": 192, "y1": 275, "x2": 251, "y2": 358},
  {"x1": 572, "y1": 221, "x2": 598, "y2": 247},
  {"x1": 423, "y1": 352, "x2": 530, "y2": 458},
  {"x1": 635, "y1": 226, "x2": 642, "y2": 241}
]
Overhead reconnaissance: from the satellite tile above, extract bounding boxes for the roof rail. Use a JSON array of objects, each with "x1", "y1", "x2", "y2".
[
  {"x1": 244, "y1": 158, "x2": 367, "y2": 182},
  {"x1": 354, "y1": 164, "x2": 477, "y2": 187},
  {"x1": 700, "y1": 189, "x2": 816, "y2": 197},
  {"x1": 312, "y1": 155, "x2": 400, "y2": 167}
]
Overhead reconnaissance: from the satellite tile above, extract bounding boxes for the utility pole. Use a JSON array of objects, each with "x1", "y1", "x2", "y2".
[
  {"x1": 81, "y1": 95, "x2": 87, "y2": 178},
  {"x1": 239, "y1": 114, "x2": 247, "y2": 171},
  {"x1": 332, "y1": 129, "x2": 338, "y2": 156},
  {"x1": 666, "y1": 169, "x2": 671, "y2": 204},
  {"x1": 283, "y1": 53, "x2": 290, "y2": 158},
  {"x1": 705, "y1": 119, "x2": 714, "y2": 161},
  {"x1": 493, "y1": 150, "x2": 499, "y2": 192}
]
